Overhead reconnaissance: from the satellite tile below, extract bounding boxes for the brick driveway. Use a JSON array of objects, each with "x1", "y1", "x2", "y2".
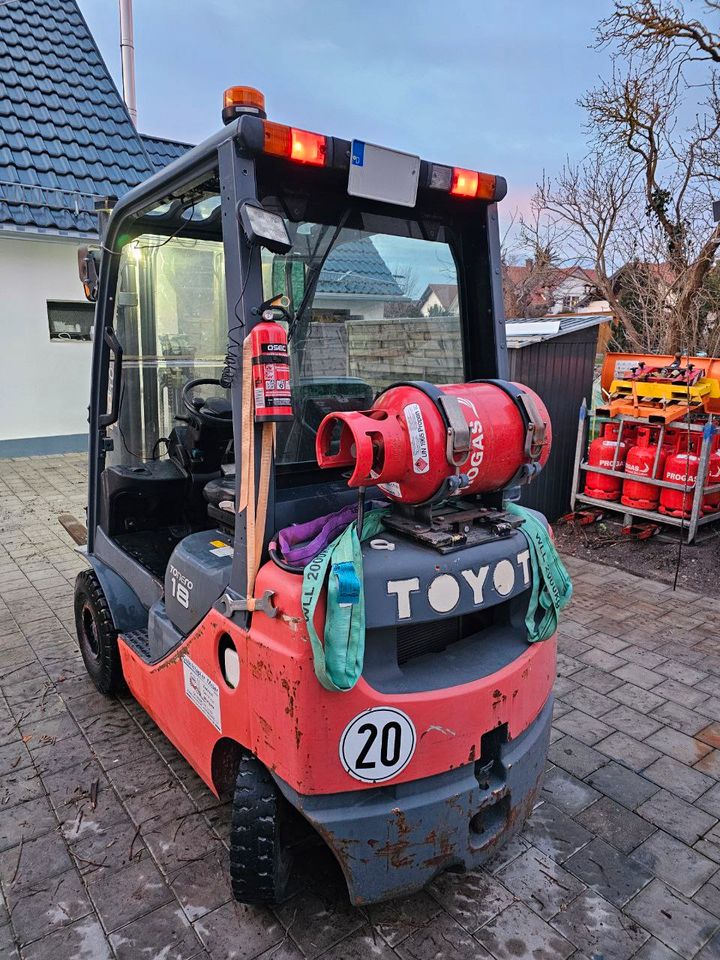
[{"x1": 1, "y1": 454, "x2": 720, "y2": 960}]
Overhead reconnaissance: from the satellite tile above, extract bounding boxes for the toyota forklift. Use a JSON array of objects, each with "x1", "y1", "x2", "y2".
[{"x1": 75, "y1": 86, "x2": 562, "y2": 905}]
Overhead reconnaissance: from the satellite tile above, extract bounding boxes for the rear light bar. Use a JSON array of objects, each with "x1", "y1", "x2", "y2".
[
  {"x1": 434, "y1": 163, "x2": 497, "y2": 200},
  {"x1": 427, "y1": 162, "x2": 496, "y2": 200},
  {"x1": 263, "y1": 121, "x2": 327, "y2": 166},
  {"x1": 259, "y1": 120, "x2": 499, "y2": 199}
]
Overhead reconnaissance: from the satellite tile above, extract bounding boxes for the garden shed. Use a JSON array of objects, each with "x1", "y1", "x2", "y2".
[{"x1": 508, "y1": 314, "x2": 611, "y2": 520}]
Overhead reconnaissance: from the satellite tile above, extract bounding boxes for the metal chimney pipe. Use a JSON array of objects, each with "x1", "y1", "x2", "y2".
[{"x1": 119, "y1": 0, "x2": 137, "y2": 126}]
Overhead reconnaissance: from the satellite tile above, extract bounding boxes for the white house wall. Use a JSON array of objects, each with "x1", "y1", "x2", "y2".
[
  {"x1": 315, "y1": 297, "x2": 385, "y2": 319},
  {"x1": 547, "y1": 276, "x2": 594, "y2": 314},
  {"x1": 0, "y1": 234, "x2": 92, "y2": 453},
  {"x1": 420, "y1": 291, "x2": 443, "y2": 316}
]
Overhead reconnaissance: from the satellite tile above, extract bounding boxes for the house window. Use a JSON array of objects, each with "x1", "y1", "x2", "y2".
[
  {"x1": 561, "y1": 295, "x2": 581, "y2": 312},
  {"x1": 47, "y1": 301, "x2": 95, "y2": 341}
]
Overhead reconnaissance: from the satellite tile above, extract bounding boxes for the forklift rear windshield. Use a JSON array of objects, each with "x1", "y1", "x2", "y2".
[
  {"x1": 107, "y1": 190, "x2": 464, "y2": 470},
  {"x1": 262, "y1": 219, "x2": 462, "y2": 466}
]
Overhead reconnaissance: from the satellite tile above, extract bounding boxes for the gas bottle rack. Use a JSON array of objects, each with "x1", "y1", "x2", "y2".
[{"x1": 570, "y1": 403, "x2": 720, "y2": 543}]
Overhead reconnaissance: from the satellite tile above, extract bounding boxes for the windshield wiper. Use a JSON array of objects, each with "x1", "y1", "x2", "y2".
[{"x1": 287, "y1": 208, "x2": 351, "y2": 342}]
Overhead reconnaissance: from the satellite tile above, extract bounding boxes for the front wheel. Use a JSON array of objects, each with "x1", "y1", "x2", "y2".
[
  {"x1": 229, "y1": 753, "x2": 293, "y2": 904},
  {"x1": 74, "y1": 570, "x2": 125, "y2": 695}
]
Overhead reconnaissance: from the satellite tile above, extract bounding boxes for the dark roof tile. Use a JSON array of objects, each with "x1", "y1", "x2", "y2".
[
  {"x1": 140, "y1": 134, "x2": 193, "y2": 170},
  {"x1": 317, "y1": 238, "x2": 404, "y2": 298},
  {"x1": 0, "y1": 0, "x2": 156, "y2": 234}
]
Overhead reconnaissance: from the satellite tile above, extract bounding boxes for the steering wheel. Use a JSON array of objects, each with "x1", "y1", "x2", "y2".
[{"x1": 181, "y1": 378, "x2": 232, "y2": 425}]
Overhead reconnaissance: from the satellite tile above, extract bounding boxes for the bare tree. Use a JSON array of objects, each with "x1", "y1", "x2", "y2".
[
  {"x1": 534, "y1": 151, "x2": 648, "y2": 345},
  {"x1": 502, "y1": 207, "x2": 575, "y2": 318},
  {"x1": 384, "y1": 264, "x2": 423, "y2": 318},
  {"x1": 598, "y1": 1, "x2": 720, "y2": 65},
  {"x1": 533, "y1": 0, "x2": 720, "y2": 353}
]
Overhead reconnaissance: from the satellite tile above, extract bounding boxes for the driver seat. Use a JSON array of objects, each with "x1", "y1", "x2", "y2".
[{"x1": 204, "y1": 473, "x2": 236, "y2": 530}]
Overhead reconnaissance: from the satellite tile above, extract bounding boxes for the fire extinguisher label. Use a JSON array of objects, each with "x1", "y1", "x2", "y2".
[
  {"x1": 252, "y1": 361, "x2": 291, "y2": 414},
  {"x1": 404, "y1": 403, "x2": 429, "y2": 474}
]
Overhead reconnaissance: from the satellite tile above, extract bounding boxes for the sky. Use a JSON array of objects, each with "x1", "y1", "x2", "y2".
[{"x1": 78, "y1": 0, "x2": 617, "y2": 230}]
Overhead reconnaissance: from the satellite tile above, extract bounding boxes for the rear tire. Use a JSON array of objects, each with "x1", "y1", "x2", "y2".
[
  {"x1": 229, "y1": 753, "x2": 293, "y2": 904},
  {"x1": 74, "y1": 570, "x2": 124, "y2": 695}
]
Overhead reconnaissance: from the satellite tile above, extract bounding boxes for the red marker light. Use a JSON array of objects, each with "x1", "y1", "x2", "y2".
[
  {"x1": 290, "y1": 128, "x2": 326, "y2": 165},
  {"x1": 262, "y1": 122, "x2": 327, "y2": 166},
  {"x1": 451, "y1": 168, "x2": 479, "y2": 198}
]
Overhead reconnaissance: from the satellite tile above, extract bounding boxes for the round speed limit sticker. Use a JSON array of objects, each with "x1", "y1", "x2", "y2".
[{"x1": 339, "y1": 707, "x2": 416, "y2": 783}]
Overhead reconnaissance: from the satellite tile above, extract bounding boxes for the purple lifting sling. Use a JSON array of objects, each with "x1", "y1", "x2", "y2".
[{"x1": 276, "y1": 504, "x2": 359, "y2": 568}]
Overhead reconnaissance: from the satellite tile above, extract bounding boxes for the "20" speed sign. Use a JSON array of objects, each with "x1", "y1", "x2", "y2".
[{"x1": 339, "y1": 707, "x2": 416, "y2": 783}]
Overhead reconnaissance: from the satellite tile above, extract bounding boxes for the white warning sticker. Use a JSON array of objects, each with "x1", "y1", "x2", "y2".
[
  {"x1": 404, "y1": 403, "x2": 429, "y2": 474},
  {"x1": 378, "y1": 481, "x2": 402, "y2": 498},
  {"x1": 210, "y1": 545, "x2": 234, "y2": 557},
  {"x1": 182, "y1": 656, "x2": 222, "y2": 732},
  {"x1": 613, "y1": 359, "x2": 638, "y2": 380}
]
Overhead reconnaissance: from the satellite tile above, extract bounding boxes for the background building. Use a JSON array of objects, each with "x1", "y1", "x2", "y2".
[
  {"x1": 0, "y1": 0, "x2": 407, "y2": 457},
  {"x1": 0, "y1": 0, "x2": 189, "y2": 456}
]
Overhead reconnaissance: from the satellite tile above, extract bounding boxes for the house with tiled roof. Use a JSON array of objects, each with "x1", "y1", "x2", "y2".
[
  {"x1": 503, "y1": 262, "x2": 604, "y2": 318},
  {"x1": 418, "y1": 283, "x2": 459, "y2": 316},
  {"x1": 315, "y1": 238, "x2": 405, "y2": 318},
  {"x1": 0, "y1": 0, "x2": 191, "y2": 456},
  {"x1": 0, "y1": 0, "x2": 407, "y2": 456}
]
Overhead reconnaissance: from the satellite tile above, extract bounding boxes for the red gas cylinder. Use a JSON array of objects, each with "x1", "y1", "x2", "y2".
[
  {"x1": 314, "y1": 380, "x2": 551, "y2": 504},
  {"x1": 702, "y1": 435, "x2": 720, "y2": 513},
  {"x1": 659, "y1": 437, "x2": 700, "y2": 519},
  {"x1": 584, "y1": 423, "x2": 629, "y2": 501},
  {"x1": 621, "y1": 427, "x2": 668, "y2": 511}
]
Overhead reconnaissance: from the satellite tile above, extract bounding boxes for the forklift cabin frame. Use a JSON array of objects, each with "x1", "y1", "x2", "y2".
[{"x1": 87, "y1": 114, "x2": 510, "y2": 624}]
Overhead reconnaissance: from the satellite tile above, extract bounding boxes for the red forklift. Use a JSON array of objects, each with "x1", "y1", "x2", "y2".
[{"x1": 75, "y1": 86, "x2": 558, "y2": 905}]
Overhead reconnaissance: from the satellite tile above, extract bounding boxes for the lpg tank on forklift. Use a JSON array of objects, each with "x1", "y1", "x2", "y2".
[{"x1": 73, "y1": 85, "x2": 567, "y2": 906}]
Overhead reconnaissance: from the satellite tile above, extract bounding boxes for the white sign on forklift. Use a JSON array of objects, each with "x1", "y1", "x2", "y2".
[
  {"x1": 347, "y1": 139, "x2": 420, "y2": 206},
  {"x1": 182, "y1": 656, "x2": 222, "y2": 733},
  {"x1": 340, "y1": 707, "x2": 416, "y2": 783}
]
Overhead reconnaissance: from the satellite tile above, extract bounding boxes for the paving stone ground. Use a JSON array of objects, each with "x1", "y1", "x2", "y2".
[{"x1": 2, "y1": 452, "x2": 720, "y2": 959}]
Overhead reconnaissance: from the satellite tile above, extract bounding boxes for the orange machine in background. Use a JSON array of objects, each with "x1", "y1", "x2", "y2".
[{"x1": 600, "y1": 352, "x2": 720, "y2": 423}]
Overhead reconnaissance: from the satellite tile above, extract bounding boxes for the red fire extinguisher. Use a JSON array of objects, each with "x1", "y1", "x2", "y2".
[
  {"x1": 249, "y1": 316, "x2": 293, "y2": 422},
  {"x1": 621, "y1": 427, "x2": 671, "y2": 511},
  {"x1": 585, "y1": 422, "x2": 630, "y2": 501}
]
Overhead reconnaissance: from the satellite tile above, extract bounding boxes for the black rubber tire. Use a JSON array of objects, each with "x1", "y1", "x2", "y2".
[
  {"x1": 229, "y1": 752, "x2": 293, "y2": 904},
  {"x1": 74, "y1": 569, "x2": 125, "y2": 695}
]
